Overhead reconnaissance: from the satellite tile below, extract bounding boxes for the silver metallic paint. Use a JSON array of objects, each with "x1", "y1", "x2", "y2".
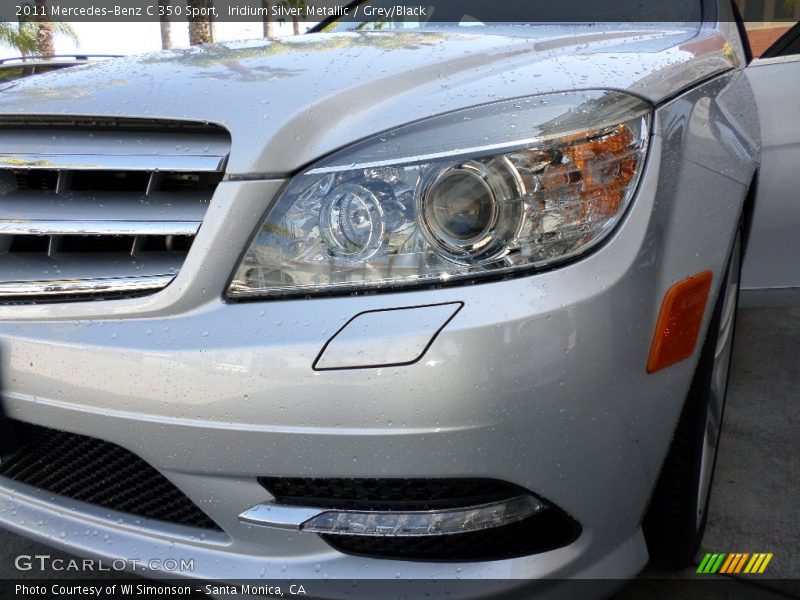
[{"x1": 740, "y1": 55, "x2": 800, "y2": 305}]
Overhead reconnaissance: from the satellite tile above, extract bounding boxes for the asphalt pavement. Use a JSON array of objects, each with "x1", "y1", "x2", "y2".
[{"x1": 0, "y1": 307, "x2": 797, "y2": 596}]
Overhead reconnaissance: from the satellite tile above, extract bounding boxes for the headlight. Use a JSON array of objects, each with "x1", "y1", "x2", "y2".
[{"x1": 228, "y1": 91, "x2": 651, "y2": 299}]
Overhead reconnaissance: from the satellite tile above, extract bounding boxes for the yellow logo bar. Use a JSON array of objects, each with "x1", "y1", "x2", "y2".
[{"x1": 744, "y1": 553, "x2": 774, "y2": 574}]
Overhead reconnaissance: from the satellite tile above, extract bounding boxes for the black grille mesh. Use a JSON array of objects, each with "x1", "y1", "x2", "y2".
[{"x1": 0, "y1": 420, "x2": 221, "y2": 531}]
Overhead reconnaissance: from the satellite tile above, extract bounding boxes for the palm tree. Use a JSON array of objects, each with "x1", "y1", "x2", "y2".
[
  {"x1": 159, "y1": 0, "x2": 172, "y2": 49},
  {"x1": 281, "y1": 0, "x2": 307, "y2": 35},
  {"x1": 187, "y1": 0, "x2": 214, "y2": 45},
  {"x1": 0, "y1": 16, "x2": 77, "y2": 57},
  {"x1": 34, "y1": 0, "x2": 54, "y2": 56},
  {"x1": 261, "y1": 0, "x2": 274, "y2": 38},
  {"x1": 0, "y1": 22, "x2": 38, "y2": 55}
]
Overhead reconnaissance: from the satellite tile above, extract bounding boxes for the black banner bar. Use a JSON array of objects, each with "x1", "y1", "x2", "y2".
[{"x1": 1, "y1": 578, "x2": 799, "y2": 600}]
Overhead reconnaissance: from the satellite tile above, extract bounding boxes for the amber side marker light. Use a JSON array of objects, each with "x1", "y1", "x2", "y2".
[{"x1": 647, "y1": 271, "x2": 713, "y2": 374}]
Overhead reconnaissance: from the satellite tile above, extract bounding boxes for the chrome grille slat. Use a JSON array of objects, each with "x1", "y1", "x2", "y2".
[
  {"x1": 47, "y1": 235, "x2": 62, "y2": 257},
  {"x1": 0, "y1": 128, "x2": 229, "y2": 169},
  {"x1": 55, "y1": 171, "x2": 69, "y2": 194},
  {"x1": 0, "y1": 275, "x2": 175, "y2": 298},
  {"x1": 131, "y1": 235, "x2": 145, "y2": 256},
  {"x1": 0, "y1": 191, "x2": 211, "y2": 222},
  {"x1": 0, "y1": 251, "x2": 186, "y2": 286},
  {"x1": 0, "y1": 118, "x2": 229, "y2": 301},
  {"x1": 0, "y1": 220, "x2": 200, "y2": 237},
  {"x1": 145, "y1": 171, "x2": 160, "y2": 196},
  {"x1": 0, "y1": 153, "x2": 226, "y2": 173}
]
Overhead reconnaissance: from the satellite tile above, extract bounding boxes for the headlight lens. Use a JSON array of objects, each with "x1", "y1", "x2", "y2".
[{"x1": 228, "y1": 91, "x2": 651, "y2": 299}]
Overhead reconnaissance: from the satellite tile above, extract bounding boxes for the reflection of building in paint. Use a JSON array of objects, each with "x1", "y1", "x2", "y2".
[
  {"x1": 736, "y1": 0, "x2": 799, "y2": 57},
  {"x1": 737, "y1": 0, "x2": 800, "y2": 21}
]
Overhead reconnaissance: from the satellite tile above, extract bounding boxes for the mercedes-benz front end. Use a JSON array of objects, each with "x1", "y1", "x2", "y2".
[{"x1": 0, "y1": 3, "x2": 763, "y2": 597}]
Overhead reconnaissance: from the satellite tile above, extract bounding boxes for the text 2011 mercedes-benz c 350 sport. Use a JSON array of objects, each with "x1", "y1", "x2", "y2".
[{"x1": 0, "y1": 0, "x2": 799, "y2": 596}]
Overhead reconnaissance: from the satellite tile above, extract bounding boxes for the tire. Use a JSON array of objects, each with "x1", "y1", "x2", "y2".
[{"x1": 643, "y1": 228, "x2": 742, "y2": 570}]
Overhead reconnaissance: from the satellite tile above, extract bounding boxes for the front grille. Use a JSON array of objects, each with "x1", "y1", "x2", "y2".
[
  {"x1": 0, "y1": 420, "x2": 221, "y2": 531},
  {"x1": 259, "y1": 477, "x2": 581, "y2": 561},
  {"x1": 0, "y1": 117, "x2": 230, "y2": 301}
]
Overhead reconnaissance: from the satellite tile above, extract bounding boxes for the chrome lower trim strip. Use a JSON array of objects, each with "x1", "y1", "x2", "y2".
[
  {"x1": 0, "y1": 153, "x2": 226, "y2": 173},
  {"x1": 238, "y1": 503, "x2": 327, "y2": 531},
  {"x1": 0, "y1": 274, "x2": 175, "y2": 298},
  {"x1": 0, "y1": 220, "x2": 200, "y2": 237}
]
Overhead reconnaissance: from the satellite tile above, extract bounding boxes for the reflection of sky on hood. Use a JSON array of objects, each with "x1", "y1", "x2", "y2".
[
  {"x1": 2, "y1": 20, "x2": 701, "y2": 62},
  {"x1": 0, "y1": 27, "x2": 706, "y2": 115},
  {"x1": 3, "y1": 21, "x2": 305, "y2": 59},
  {"x1": 0, "y1": 26, "x2": 731, "y2": 177}
]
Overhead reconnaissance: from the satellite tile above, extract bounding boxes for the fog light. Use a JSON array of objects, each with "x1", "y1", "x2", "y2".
[
  {"x1": 301, "y1": 495, "x2": 543, "y2": 537},
  {"x1": 239, "y1": 481, "x2": 578, "y2": 560}
]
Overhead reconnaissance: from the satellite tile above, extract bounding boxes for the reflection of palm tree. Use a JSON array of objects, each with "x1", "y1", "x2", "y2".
[
  {"x1": 187, "y1": 0, "x2": 214, "y2": 45},
  {"x1": 140, "y1": 31, "x2": 446, "y2": 81},
  {"x1": 142, "y1": 31, "x2": 446, "y2": 68}
]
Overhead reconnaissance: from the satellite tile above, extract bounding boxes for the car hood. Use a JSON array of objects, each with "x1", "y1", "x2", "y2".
[{"x1": 0, "y1": 28, "x2": 738, "y2": 175}]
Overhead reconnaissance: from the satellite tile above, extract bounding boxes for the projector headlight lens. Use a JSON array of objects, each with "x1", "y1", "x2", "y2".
[
  {"x1": 228, "y1": 90, "x2": 651, "y2": 299},
  {"x1": 426, "y1": 164, "x2": 497, "y2": 244},
  {"x1": 418, "y1": 158, "x2": 525, "y2": 262}
]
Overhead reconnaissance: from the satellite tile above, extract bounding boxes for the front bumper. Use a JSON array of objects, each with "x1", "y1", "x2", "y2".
[{"x1": 0, "y1": 125, "x2": 746, "y2": 593}]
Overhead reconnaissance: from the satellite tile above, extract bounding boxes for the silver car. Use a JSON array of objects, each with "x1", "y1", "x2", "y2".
[{"x1": 0, "y1": 1, "x2": 798, "y2": 597}]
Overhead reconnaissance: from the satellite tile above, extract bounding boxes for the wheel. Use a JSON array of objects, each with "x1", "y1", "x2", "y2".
[{"x1": 643, "y1": 228, "x2": 742, "y2": 569}]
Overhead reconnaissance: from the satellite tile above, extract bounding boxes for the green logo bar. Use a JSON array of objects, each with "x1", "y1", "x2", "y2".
[
  {"x1": 697, "y1": 553, "x2": 727, "y2": 573},
  {"x1": 697, "y1": 553, "x2": 713, "y2": 573}
]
